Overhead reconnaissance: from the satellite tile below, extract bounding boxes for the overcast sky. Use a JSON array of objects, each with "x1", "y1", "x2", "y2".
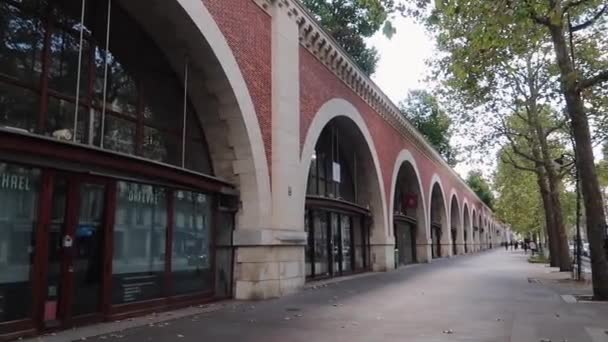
[{"x1": 366, "y1": 17, "x2": 492, "y2": 180}]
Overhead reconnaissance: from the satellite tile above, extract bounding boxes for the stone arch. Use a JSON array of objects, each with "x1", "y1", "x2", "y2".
[
  {"x1": 121, "y1": 0, "x2": 272, "y2": 229},
  {"x1": 428, "y1": 175, "x2": 450, "y2": 258},
  {"x1": 472, "y1": 208, "x2": 479, "y2": 251},
  {"x1": 389, "y1": 150, "x2": 430, "y2": 263},
  {"x1": 449, "y1": 191, "x2": 463, "y2": 255},
  {"x1": 462, "y1": 201, "x2": 472, "y2": 253},
  {"x1": 299, "y1": 98, "x2": 390, "y2": 270}
]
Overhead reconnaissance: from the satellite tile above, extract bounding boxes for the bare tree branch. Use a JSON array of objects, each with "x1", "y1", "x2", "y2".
[
  {"x1": 579, "y1": 70, "x2": 608, "y2": 89},
  {"x1": 563, "y1": 0, "x2": 592, "y2": 12},
  {"x1": 570, "y1": 3, "x2": 608, "y2": 31},
  {"x1": 501, "y1": 151, "x2": 538, "y2": 173}
]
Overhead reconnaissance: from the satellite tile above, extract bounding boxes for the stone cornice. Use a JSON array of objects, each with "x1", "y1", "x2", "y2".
[{"x1": 255, "y1": 0, "x2": 494, "y2": 217}]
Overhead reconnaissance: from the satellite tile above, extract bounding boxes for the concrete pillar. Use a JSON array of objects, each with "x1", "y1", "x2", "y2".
[{"x1": 233, "y1": 4, "x2": 306, "y2": 300}]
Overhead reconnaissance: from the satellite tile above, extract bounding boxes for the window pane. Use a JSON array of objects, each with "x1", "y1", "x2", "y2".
[
  {"x1": 185, "y1": 139, "x2": 212, "y2": 174},
  {"x1": 0, "y1": 1, "x2": 44, "y2": 84},
  {"x1": 104, "y1": 114, "x2": 135, "y2": 155},
  {"x1": 112, "y1": 181, "x2": 166, "y2": 304},
  {"x1": 142, "y1": 82, "x2": 181, "y2": 133},
  {"x1": 142, "y1": 126, "x2": 180, "y2": 166},
  {"x1": 341, "y1": 215, "x2": 351, "y2": 272},
  {"x1": 313, "y1": 211, "x2": 328, "y2": 277},
  {"x1": 46, "y1": 96, "x2": 89, "y2": 142},
  {"x1": 0, "y1": 162, "x2": 40, "y2": 322},
  {"x1": 96, "y1": 51, "x2": 137, "y2": 117},
  {"x1": 172, "y1": 190, "x2": 212, "y2": 295},
  {"x1": 47, "y1": 27, "x2": 89, "y2": 98},
  {"x1": 0, "y1": 81, "x2": 38, "y2": 132}
]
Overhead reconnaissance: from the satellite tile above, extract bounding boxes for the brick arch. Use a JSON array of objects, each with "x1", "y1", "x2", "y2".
[
  {"x1": 136, "y1": 0, "x2": 273, "y2": 229},
  {"x1": 449, "y1": 190, "x2": 463, "y2": 255},
  {"x1": 299, "y1": 98, "x2": 390, "y2": 270},
  {"x1": 462, "y1": 200, "x2": 472, "y2": 253},
  {"x1": 389, "y1": 149, "x2": 430, "y2": 262},
  {"x1": 428, "y1": 174, "x2": 450, "y2": 257}
]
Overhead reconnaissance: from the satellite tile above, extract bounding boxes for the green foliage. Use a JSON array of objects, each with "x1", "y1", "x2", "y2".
[
  {"x1": 599, "y1": 141, "x2": 608, "y2": 188},
  {"x1": 301, "y1": 0, "x2": 399, "y2": 75},
  {"x1": 400, "y1": 90, "x2": 456, "y2": 165},
  {"x1": 466, "y1": 170, "x2": 494, "y2": 209},
  {"x1": 494, "y1": 150, "x2": 544, "y2": 236}
]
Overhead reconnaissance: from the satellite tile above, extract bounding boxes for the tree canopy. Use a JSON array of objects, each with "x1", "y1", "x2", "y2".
[
  {"x1": 494, "y1": 151, "x2": 544, "y2": 237},
  {"x1": 400, "y1": 90, "x2": 456, "y2": 165},
  {"x1": 301, "y1": 0, "x2": 398, "y2": 75},
  {"x1": 466, "y1": 170, "x2": 494, "y2": 209}
]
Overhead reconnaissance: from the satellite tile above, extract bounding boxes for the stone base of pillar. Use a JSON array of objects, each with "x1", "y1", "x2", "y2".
[
  {"x1": 370, "y1": 244, "x2": 395, "y2": 272},
  {"x1": 440, "y1": 244, "x2": 452, "y2": 258},
  {"x1": 456, "y1": 243, "x2": 466, "y2": 255},
  {"x1": 416, "y1": 244, "x2": 431, "y2": 263},
  {"x1": 234, "y1": 245, "x2": 305, "y2": 300}
]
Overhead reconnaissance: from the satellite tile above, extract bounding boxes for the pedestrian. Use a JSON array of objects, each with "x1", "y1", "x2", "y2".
[
  {"x1": 514, "y1": 241, "x2": 519, "y2": 250},
  {"x1": 529, "y1": 241, "x2": 537, "y2": 256},
  {"x1": 523, "y1": 241, "x2": 528, "y2": 254},
  {"x1": 510, "y1": 241, "x2": 514, "y2": 250},
  {"x1": 504, "y1": 241, "x2": 508, "y2": 251}
]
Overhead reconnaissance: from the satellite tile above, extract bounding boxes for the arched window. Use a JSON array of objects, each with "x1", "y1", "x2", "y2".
[
  {"x1": 0, "y1": 0, "x2": 211, "y2": 174},
  {"x1": 306, "y1": 123, "x2": 356, "y2": 203}
]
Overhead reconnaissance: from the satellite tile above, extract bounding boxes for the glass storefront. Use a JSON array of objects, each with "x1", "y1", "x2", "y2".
[
  {"x1": 0, "y1": 0, "x2": 232, "y2": 337},
  {"x1": 305, "y1": 208, "x2": 368, "y2": 279},
  {"x1": 0, "y1": 160, "x2": 230, "y2": 336},
  {"x1": 394, "y1": 219, "x2": 416, "y2": 266},
  {"x1": 112, "y1": 182, "x2": 167, "y2": 304},
  {"x1": 0, "y1": 163, "x2": 40, "y2": 323},
  {"x1": 172, "y1": 191, "x2": 213, "y2": 295},
  {"x1": 304, "y1": 121, "x2": 370, "y2": 280},
  {"x1": 0, "y1": 0, "x2": 211, "y2": 174}
]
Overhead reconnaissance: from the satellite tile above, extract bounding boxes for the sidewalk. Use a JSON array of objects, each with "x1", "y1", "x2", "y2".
[{"x1": 23, "y1": 250, "x2": 608, "y2": 342}]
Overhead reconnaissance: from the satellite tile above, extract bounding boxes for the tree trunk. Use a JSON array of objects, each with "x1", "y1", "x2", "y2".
[
  {"x1": 526, "y1": 97, "x2": 572, "y2": 271},
  {"x1": 534, "y1": 160, "x2": 560, "y2": 267},
  {"x1": 548, "y1": 23, "x2": 608, "y2": 300}
]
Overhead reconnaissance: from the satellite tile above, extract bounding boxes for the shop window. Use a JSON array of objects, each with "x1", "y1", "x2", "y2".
[
  {"x1": 306, "y1": 124, "x2": 356, "y2": 203},
  {"x1": 112, "y1": 181, "x2": 166, "y2": 304},
  {"x1": 0, "y1": 0, "x2": 213, "y2": 176},
  {"x1": 0, "y1": 82, "x2": 38, "y2": 132},
  {"x1": 0, "y1": 162, "x2": 40, "y2": 323},
  {"x1": 172, "y1": 190, "x2": 212, "y2": 295},
  {"x1": 0, "y1": 0, "x2": 44, "y2": 86}
]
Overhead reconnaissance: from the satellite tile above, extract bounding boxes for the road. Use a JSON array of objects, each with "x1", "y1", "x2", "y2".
[{"x1": 36, "y1": 250, "x2": 608, "y2": 342}]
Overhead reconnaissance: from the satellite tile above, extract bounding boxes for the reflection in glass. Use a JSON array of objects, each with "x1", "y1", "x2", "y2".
[
  {"x1": 72, "y1": 183, "x2": 104, "y2": 316},
  {"x1": 0, "y1": 1, "x2": 44, "y2": 84},
  {"x1": 0, "y1": 82, "x2": 38, "y2": 131},
  {"x1": 313, "y1": 211, "x2": 328, "y2": 277},
  {"x1": 112, "y1": 181, "x2": 166, "y2": 304},
  {"x1": 46, "y1": 96, "x2": 88, "y2": 142},
  {"x1": 104, "y1": 115, "x2": 135, "y2": 155},
  {"x1": 0, "y1": 162, "x2": 40, "y2": 322},
  {"x1": 48, "y1": 27, "x2": 89, "y2": 98},
  {"x1": 172, "y1": 190, "x2": 212, "y2": 295},
  {"x1": 341, "y1": 215, "x2": 352, "y2": 272}
]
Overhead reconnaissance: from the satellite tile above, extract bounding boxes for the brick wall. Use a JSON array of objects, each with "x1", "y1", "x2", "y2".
[
  {"x1": 299, "y1": 46, "x2": 484, "y2": 211},
  {"x1": 202, "y1": 0, "x2": 272, "y2": 173}
]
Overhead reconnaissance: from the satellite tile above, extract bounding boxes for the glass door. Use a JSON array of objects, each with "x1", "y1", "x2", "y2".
[{"x1": 43, "y1": 176, "x2": 107, "y2": 328}]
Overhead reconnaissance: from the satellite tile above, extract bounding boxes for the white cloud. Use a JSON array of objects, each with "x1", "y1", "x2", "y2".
[{"x1": 366, "y1": 17, "x2": 435, "y2": 104}]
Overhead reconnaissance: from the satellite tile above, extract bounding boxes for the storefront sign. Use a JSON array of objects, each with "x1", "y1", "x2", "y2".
[
  {"x1": 0, "y1": 172, "x2": 31, "y2": 191},
  {"x1": 122, "y1": 184, "x2": 161, "y2": 205},
  {"x1": 115, "y1": 274, "x2": 160, "y2": 303}
]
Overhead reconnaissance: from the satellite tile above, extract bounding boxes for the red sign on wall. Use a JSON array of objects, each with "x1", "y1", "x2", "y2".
[{"x1": 403, "y1": 193, "x2": 418, "y2": 209}]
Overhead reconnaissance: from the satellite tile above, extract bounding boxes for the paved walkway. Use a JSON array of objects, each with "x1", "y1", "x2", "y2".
[{"x1": 30, "y1": 250, "x2": 608, "y2": 342}]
